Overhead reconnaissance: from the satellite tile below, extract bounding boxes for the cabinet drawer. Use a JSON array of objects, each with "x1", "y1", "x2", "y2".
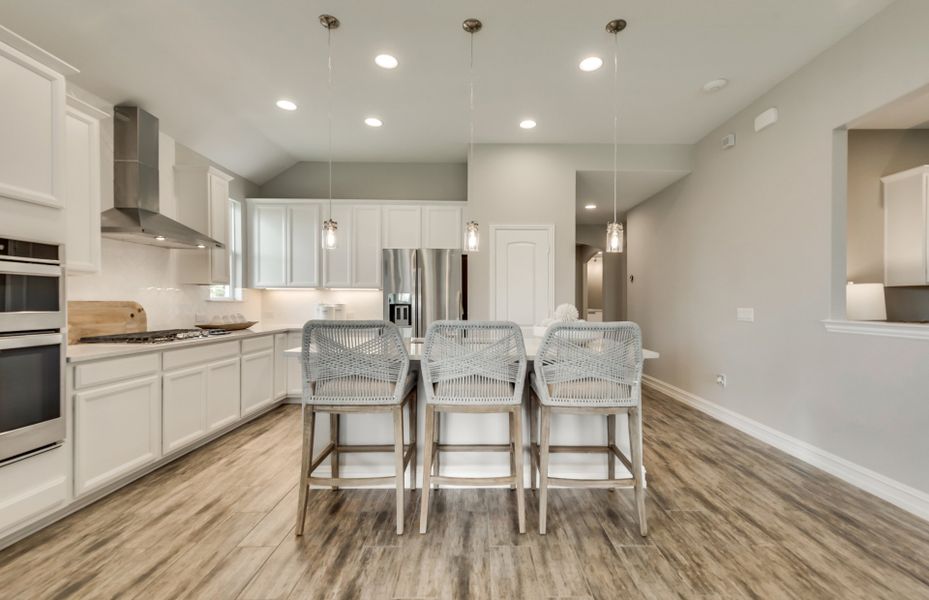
[
  {"x1": 163, "y1": 341, "x2": 239, "y2": 370},
  {"x1": 242, "y1": 335, "x2": 274, "y2": 354},
  {"x1": 0, "y1": 445, "x2": 67, "y2": 535},
  {"x1": 74, "y1": 353, "x2": 160, "y2": 389}
]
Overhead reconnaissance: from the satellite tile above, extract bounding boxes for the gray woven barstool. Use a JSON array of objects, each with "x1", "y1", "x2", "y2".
[
  {"x1": 530, "y1": 321, "x2": 647, "y2": 536},
  {"x1": 419, "y1": 320, "x2": 528, "y2": 534},
  {"x1": 296, "y1": 320, "x2": 417, "y2": 536}
]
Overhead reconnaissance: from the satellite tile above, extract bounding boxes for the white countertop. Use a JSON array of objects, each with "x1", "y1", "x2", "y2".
[
  {"x1": 66, "y1": 324, "x2": 302, "y2": 363},
  {"x1": 284, "y1": 338, "x2": 659, "y2": 361}
]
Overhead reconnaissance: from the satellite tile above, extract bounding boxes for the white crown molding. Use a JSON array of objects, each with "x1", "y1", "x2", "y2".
[
  {"x1": 822, "y1": 319, "x2": 929, "y2": 341},
  {"x1": 643, "y1": 374, "x2": 929, "y2": 522}
]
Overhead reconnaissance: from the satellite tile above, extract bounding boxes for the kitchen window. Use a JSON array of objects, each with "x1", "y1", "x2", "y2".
[{"x1": 210, "y1": 198, "x2": 243, "y2": 301}]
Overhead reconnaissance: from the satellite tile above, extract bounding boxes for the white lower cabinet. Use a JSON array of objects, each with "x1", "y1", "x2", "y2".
[
  {"x1": 273, "y1": 333, "x2": 288, "y2": 400},
  {"x1": 206, "y1": 357, "x2": 241, "y2": 430},
  {"x1": 286, "y1": 331, "x2": 303, "y2": 397},
  {"x1": 241, "y1": 336, "x2": 275, "y2": 415},
  {"x1": 74, "y1": 375, "x2": 161, "y2": 496},
  {"x1": 162, "y1": 365, "x2": 208, "y2": 454},
  {"x1": 0, "y1": 446, "x2": 68, "y2": 536}
]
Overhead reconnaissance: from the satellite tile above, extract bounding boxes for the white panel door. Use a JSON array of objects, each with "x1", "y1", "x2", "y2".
[
  {"x1": 250, "y1": 204, "x2": 287, "y2": 287},
  {"x1": 382, "y1": 205, "x2": 421, "y2": 248},
  {"x1": 74, "y1": 375, "x2": 161, "y2": 496},
  {"x1": 352, "y1": 205, "x2": 382, "y2": 287},
  {"x1": 422, "y1": 205, "x2": 461, "y2": 249},
  {"x1": 206, "y1": 356, "x2": 241, "y2": 430},
  {"x1": 0, "y1": 44, "x2": 64, "y2": 208},
  {"x1": 322, "y1": 203, "x2": 352, "y2": 287},
  {"x1": 241, "y1": 350, "x2": 274, "y2": 415},
  {"x1": 163, "y1": 365, "x2": 207, "y2": 453},
  {"x1": 64, "y1": 102, "x2": 103, "y2": 273},
  {"x1": 492, "y1": 226, "x2": 554, "y2": 327},
  {"x1": 289, "y1": 204, "x2": 320, "y2": 287}
]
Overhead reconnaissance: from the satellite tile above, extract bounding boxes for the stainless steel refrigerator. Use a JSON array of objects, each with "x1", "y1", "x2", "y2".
[{"x1": 383, "y1": 249, "x2": 467, "y2": 340}]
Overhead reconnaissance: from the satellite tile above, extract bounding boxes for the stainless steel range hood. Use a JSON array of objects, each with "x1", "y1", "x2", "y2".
[{"x1": 101, "y1": 106, "x2": 223, "y2": 250}]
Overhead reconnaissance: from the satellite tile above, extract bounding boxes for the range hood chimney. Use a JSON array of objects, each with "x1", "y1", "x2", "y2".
[{"x1": 101, "y1": 106, "x2": 223, "y2": 250}]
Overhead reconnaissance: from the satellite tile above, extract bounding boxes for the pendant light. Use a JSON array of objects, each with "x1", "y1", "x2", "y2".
[
  {"x1": 320, "y1": 14, "x2": 339, "y2": 251},
  {"x1": 463, "y1": 18, "x2": 482, "y2": 253},
  {"x1": 605, "y1": 19, "x2": 626, "y2": 253}
]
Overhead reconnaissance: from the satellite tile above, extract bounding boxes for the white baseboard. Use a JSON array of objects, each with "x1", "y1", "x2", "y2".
[{"x1": 643, "y1": 375, "x2": 929, "y2": 522}]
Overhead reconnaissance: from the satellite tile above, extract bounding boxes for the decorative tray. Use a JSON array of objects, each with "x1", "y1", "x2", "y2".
[{"x1": 194, "y1": 321, "x2": 258, "y2": 331}]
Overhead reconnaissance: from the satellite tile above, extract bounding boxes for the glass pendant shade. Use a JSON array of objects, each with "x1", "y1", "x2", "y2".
[
  {"x1": 606, "y1": 222, "x2": 624, "y2": 253},
  {"x1": 322, "y1": 219, "x2": 338, "y2": 250},
  {"x1": 465, "y1": 221, "x2": 480, "y2": 252}
]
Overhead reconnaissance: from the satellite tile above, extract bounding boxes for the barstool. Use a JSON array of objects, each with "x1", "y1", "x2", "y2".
[
  {"x1": 296, "y1": 320, "x2": 417, "y2": 535},
  {"x1": 529, "y1": 321, "x2": 647, "y2": 536},
  {"x1": 419, "y1": 321, "x2": 528, "y2": 534}
]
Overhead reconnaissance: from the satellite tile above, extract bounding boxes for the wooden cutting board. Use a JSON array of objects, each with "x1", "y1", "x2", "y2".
[{"x1": 67, "y1": 301, "x2": 148, "y2": 344}]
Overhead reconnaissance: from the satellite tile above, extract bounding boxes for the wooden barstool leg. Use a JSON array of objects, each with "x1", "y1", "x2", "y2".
[
  {"x1": 393, "y1": 405, "x2": 405, "y2": 535},
  {"x1": 529, "y1": 391, "x2": 538, "y2": 490},
  {"x1": 419, "y1": 404, "x2": 435, "y2": 533},
  {"x1": 432, "y1": 410, "x2": 440, "y2": 489},
  {"x1": 512, "y1": 406, "x2": 526, "y2": 534},
  {"x1": 329, "y1": 413, "x2": 340, "y2": 490},
  {"x1": 629, "y1": 407, "x2": 647, "y2": 537},
  {"x1": 607, "y1": 413, "x2": 616, "y2": 492},
  {"x1": 409, "y1": 390, "x2": 417, "y2": 490},
  {"x1": 296, "y1": 407, "x2": 316, "y2": 536},
  {"x1": 538, "y1": 405, "x2": 552, "y2": 534},
  {"x1": 508, "y1": 411, "x2": 516, "y2": 490}
]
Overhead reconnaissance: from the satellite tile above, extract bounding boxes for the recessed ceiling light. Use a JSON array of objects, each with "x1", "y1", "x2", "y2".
[
  {"x1": 702, "y1": 78, "x2": 729, "y2": 93},
  {"x1": 155, "y1": 235, "x2": 166, "y2": 241},
  {"x1": 374, "y1": 54, "x2": 398, "y2": 69},
  {"x1": 276, "y1": 99, "x2": 297, "y2": 111},
  {"x1": 519, "y1": 119, "x2": 537, "y2": 129},
  {"x1": 579, "y1": 56, "x2": 603, "y2": 72},
  {"x1": 364, "y1": 117, "x2": 383, "y2": 127},
  {"x1": 197, "y1": 244, "x2": 206, "y2": 249},
  {"x1": 585, "y1": 204, "x2": 597, "y2": 210}
]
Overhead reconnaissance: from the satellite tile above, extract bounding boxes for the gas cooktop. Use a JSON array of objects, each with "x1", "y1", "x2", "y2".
[{"x1": 79, "y1": 328, "x2": 230, "y2": 344}]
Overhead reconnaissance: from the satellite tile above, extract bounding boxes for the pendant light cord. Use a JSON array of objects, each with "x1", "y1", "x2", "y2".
[
  {"x1": 468, "y1": 31, "x2": 474, "y2": 204},
  {"x1": 327, "y1": 24, "x2": 333, "y2": 221},
  {"x1": 612, "y1": 29, "x2": 618, "y2": 225}
]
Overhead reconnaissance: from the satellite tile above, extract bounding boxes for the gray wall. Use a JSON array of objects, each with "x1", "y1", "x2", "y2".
[
  {"x1": 847, "y1": 129, "x2": 929, "y2": 321},
  {"x1": 626, "y1": 0, "x2": 929, "y2": 496},
  {"x1": 259, "y1": 161, "x2": 466, "y2": 201}
]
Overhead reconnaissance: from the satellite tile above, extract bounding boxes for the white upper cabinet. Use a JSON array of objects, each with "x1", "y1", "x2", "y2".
[
  {"x1": 383, "y1": 205, "x2": 422, "y2": 249},
  {"x1": 175, "y1": 166, "x2": 233, "y2": 284},
  {"x1": 248, "y1": 201, "x2": 320, "y2": 288},
  {"x1": 883, "y1": 166, "x2": 929, "y2": 286},
  {"x1": 352, "y1": 205, "x2": 382, "y2": 287},
  {"x1": 64, "y1": 96, "x2": 107, "y2": 273},
  {"x1": 422, "y1": 205, "x2": 462, "y2": 249},
  {"x1": 0, "y1": 40, "x2": 65, "y2": 209}
]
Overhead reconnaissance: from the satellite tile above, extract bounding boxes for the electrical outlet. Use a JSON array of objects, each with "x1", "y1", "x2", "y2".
[
  {"x1": 736, "y1": 307, "x2": 754, "y2": 322},
  {"x1": 716, "y1": 374, "x2": 727, "y2": 388}
]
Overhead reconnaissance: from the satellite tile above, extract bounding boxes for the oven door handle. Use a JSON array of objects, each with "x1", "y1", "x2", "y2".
[
  {"x1": 0, "y1": 333, "x2": 63, "y2": 350},
  {"x1": 0, "y1": 260, "x2": 62, "y2": 277}
]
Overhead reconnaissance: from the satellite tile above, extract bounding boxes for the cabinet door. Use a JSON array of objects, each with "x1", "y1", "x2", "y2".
[
  {"x1": 422, "y1": 205, "x2": 461, "y2": 249},
  {"x1": 250, "y1": 203, "x2": 287, "y2": 287},
  {"x1": 0, "y1": 445, "x2": 67, "y2": 535},
  {"x1": 163, "y1": 365, "x2": 207, "y2": 453},
  {"x1": 352, "y1": 205, "x2": 382, "y2": 287},
  {"x1": 884, "y1": 172, "x2": 929, "y2": 286},
  {"x1": 289, "y1": 204, "x2": 320, "y2": 287},
  {"x1": 74, "y1": 375, "x2": 161, "y2": 496},
  {"x1": 273, "y1": 333, "x2": 288, "y2": 400},
  {"x1": 0, "y1": 44, "x2": 64, "y2": 208},
  {"x1": 383, "y1": 205, "x2": 421, "y2": 249},
  {"x1": 64, "y1": 100, "x2": 104, "y2": 273},
  {"x1": 209, "y1": 172, "x2": 230, "y2": 284},
  {"x1": 241, "y1": 350, "x2": 274, "y2": 416},
  {"x1": 322, "y1": 204, "x2": 352, "y2": 287},
  {"x1": 206, "y1": 356, "x2": 241, "y2": 430},
  {"x1": 286, "y1": 331, "x2": 303, "y2": 397}
]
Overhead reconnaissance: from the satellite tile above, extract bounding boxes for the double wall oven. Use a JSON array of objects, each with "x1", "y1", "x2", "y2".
[{"x1": 0, "y1": 238, "x2": 65, "y2": 464}]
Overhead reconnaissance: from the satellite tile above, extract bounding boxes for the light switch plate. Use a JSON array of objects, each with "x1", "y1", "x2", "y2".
[{"x1": 737, "y1": 307, "x2": 755, "y2": 322}]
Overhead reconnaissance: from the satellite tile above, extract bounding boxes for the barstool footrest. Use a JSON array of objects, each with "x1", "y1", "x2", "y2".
[
  {"x1": 431, "y1": 474, "x2": 515, "y2": 486},
  {"x1": 436, "y1": 443, "x2": 512, "y2": 452},
  {"x1": 308, "y1": 475, "x2": 397, "y2": 487},
  {"x1": 546, "y1": 476, "x2": 635, "y2": 489}
]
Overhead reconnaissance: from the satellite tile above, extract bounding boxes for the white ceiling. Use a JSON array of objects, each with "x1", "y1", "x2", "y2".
[
  {"x1": 0, "y1": 0, "x2": 892, "y2": 184},
  {"x1": 576, "y1": 170, "x2": 689, "y2": 225}
]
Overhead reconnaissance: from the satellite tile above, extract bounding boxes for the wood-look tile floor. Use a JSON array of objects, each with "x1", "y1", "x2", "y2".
[{"x1": 2, "y1": 391, "x2": 929, "y2": 599}]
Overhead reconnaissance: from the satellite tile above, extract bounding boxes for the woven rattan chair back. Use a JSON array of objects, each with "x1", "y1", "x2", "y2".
[
  {"x1": 533, "y1": 321, "x2": 643, "y2": 407},
  {"x1": 421, "y1": 320, "x2": 527, "y2": 405},
  {"x1": 302, "y1": 320, "x2": 410, "y2": 405}
]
